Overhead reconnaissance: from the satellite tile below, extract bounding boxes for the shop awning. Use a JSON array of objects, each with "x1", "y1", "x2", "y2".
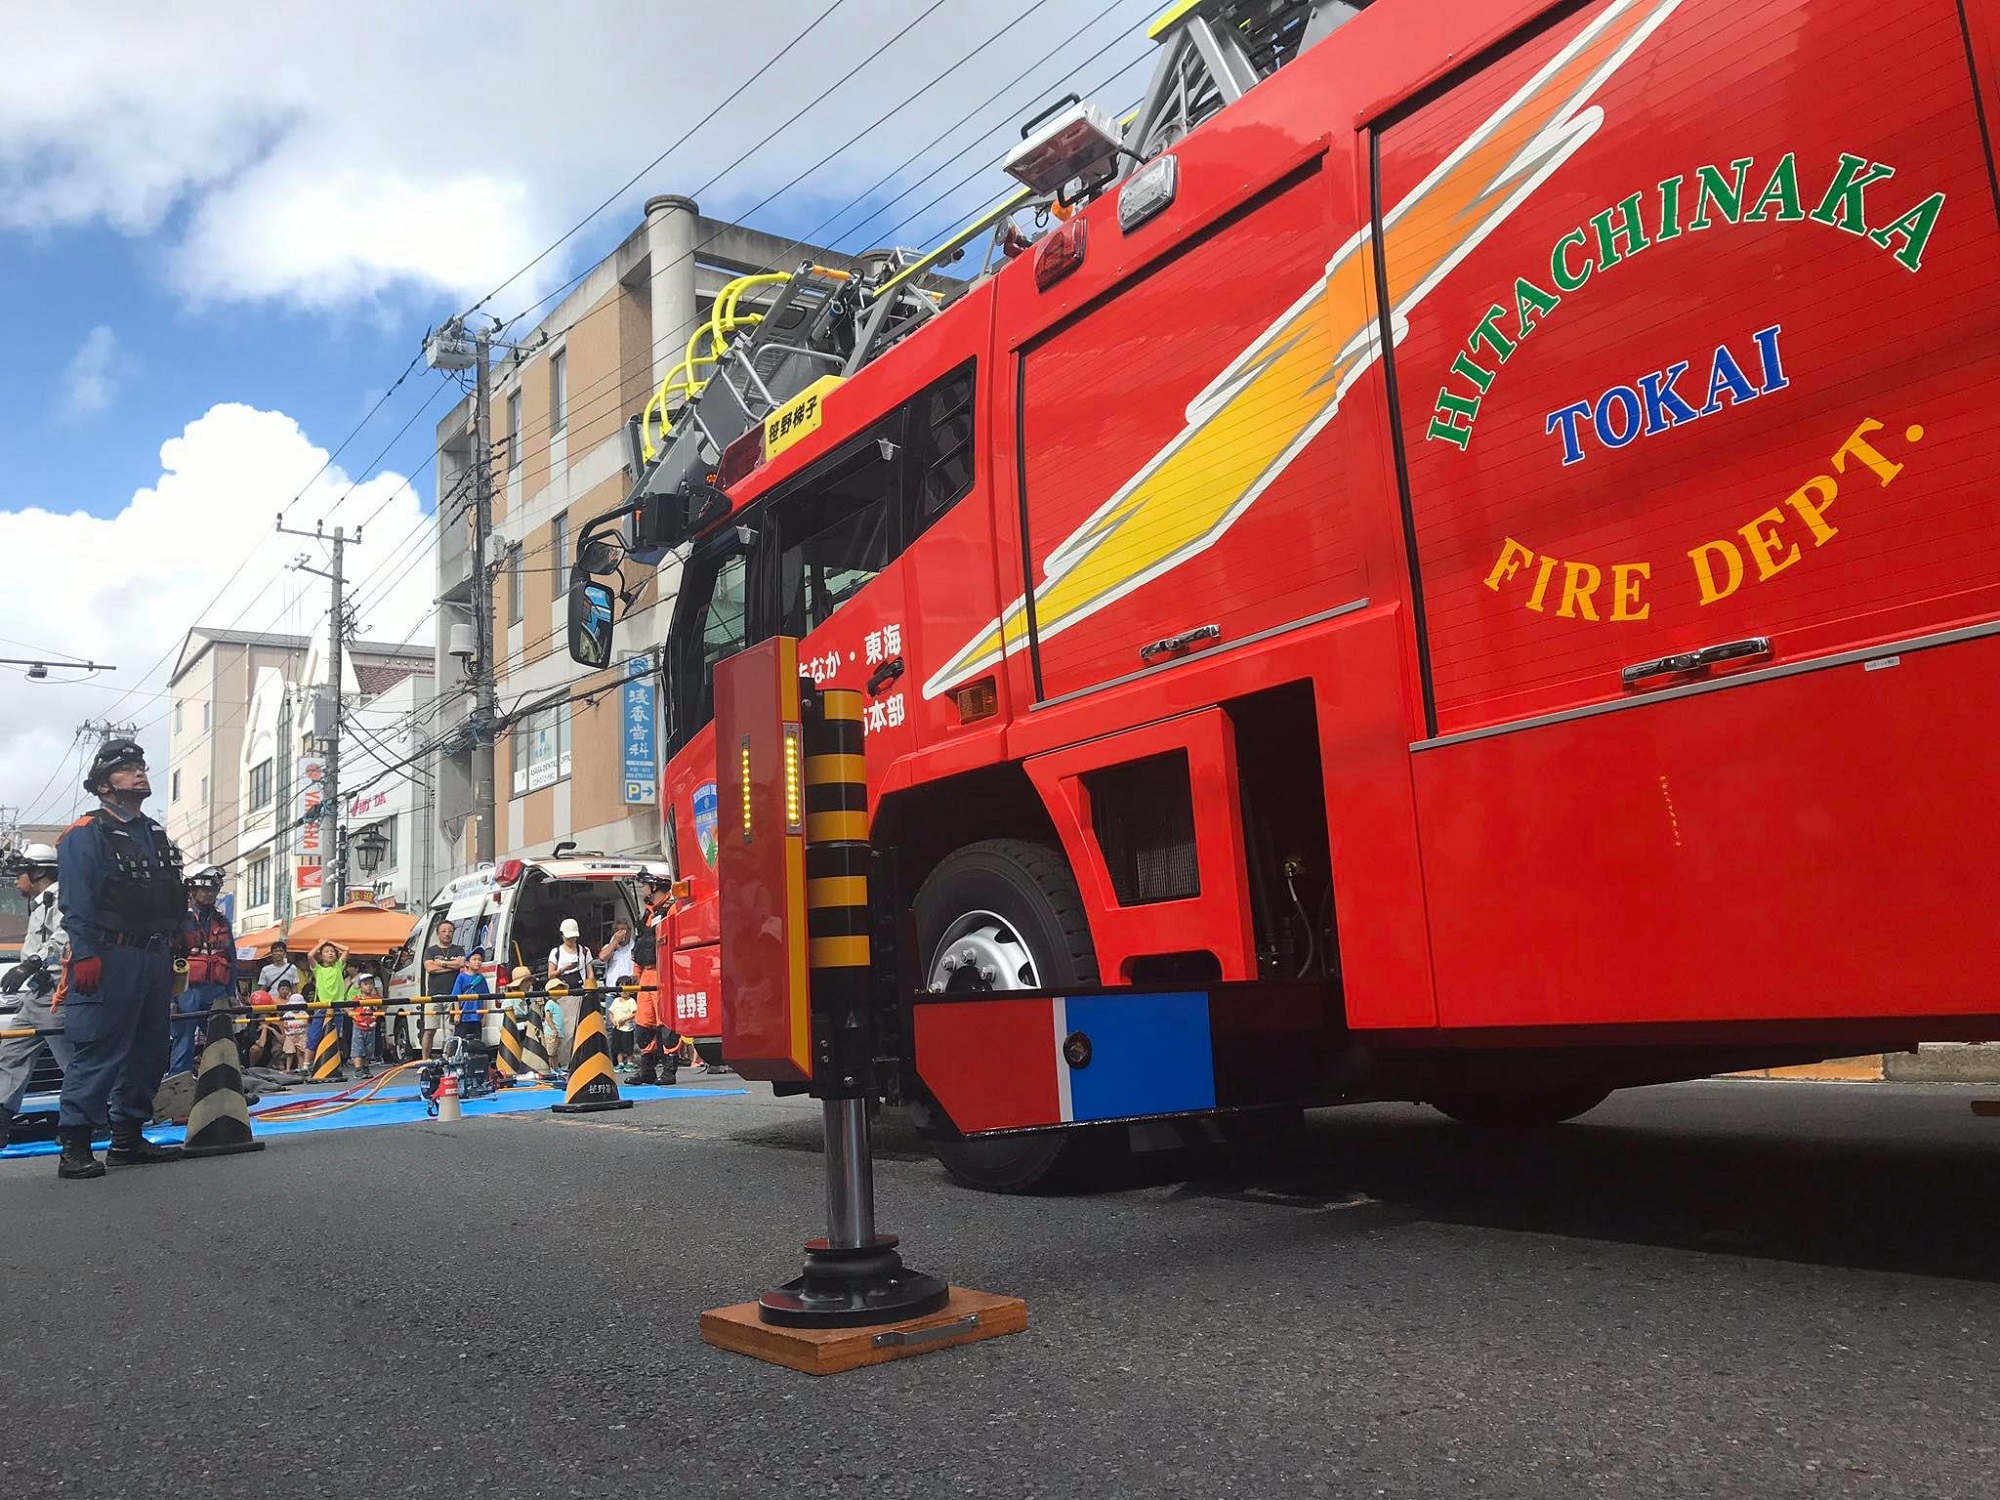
[{"x1": 232, "y1": 899, "x2": 417, "y2": 961}]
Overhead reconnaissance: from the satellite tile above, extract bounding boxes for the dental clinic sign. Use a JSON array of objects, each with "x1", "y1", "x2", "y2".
[{"x1": 623, "y1": 656, "x2": 656, "y2": 805}]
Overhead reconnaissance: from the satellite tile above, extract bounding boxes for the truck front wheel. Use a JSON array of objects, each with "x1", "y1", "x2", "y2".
[{"x1": 913, "y1": 839, "x2": 1114, "y2": 1194}]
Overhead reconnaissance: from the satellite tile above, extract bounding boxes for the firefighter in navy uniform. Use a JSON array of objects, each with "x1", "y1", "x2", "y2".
[
  {"x1": 53, "y1": 739, "x2": 189, "y2": 1180},
  {"x1": 0, "y1": 842, "x2": 73, "y2": 1152}
]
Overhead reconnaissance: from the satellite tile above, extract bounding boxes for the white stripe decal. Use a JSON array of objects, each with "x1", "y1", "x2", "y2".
[{"x1": 1052, "y1": 995, "x2": 1073, "y2": 1125}]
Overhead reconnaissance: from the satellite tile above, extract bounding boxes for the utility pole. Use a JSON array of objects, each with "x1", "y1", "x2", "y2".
[
  {"x1": 275, "y1": 686, "x2": 294, "y2": 926},
  {"x1": 425, "y1": 315, "x2": 502, "y2": 869},
  {"x1": 470, "y1": 326, "x2": 498, "y2": 867},
  {"x1": 280, "y1": 517, "x2": 360, "y2": 909}
]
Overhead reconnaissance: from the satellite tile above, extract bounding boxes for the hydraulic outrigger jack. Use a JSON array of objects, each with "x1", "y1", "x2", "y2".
[{"x1": 701, "y1": 641, "x2": 1024, "y2": 1372}]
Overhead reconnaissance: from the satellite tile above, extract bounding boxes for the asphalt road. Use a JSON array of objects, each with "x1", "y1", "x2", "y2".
[{"x1": 3, "y1": 1079, "x2": 1998, "y2": 1499}]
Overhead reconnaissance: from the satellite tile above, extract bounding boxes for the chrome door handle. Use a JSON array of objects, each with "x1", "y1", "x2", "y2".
[
  {"x1": 1139, "y1": 623, "x2": 1221, "y2": 664},
  {"x1": 1622, "y1": 636, "x2": 1771, "y2": 689}
]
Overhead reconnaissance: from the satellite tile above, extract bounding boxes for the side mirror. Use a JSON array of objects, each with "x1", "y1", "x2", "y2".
[{"x1": 569, "y1": 578, "x2": 616, "y2": 668}]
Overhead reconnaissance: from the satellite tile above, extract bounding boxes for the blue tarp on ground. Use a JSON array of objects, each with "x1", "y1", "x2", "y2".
[{"x1": 0, "y1": 1080, "x2": 746, "y2": 1159}]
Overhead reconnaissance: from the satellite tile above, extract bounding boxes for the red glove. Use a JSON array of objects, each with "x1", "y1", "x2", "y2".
[{"x1": 68, "y1": 956, "x2": 103, "y2": 995}]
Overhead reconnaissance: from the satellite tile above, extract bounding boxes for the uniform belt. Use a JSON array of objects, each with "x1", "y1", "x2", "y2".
[{"x1": 101, "y1": 931, "x2": 174, "y2": 950}]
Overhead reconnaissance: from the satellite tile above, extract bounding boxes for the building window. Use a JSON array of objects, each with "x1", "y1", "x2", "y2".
[
  {"x1": 202, "y1": 701, "x2": 211, "y2": 731},
  {"x1": 510, "y1": 702, "x2": 572, "y2": 794},
  {"x1": 171, "y1": 769, "x2": 181, "y2": 802},
  {"x1": 551, "y1": 512, "x2": 569, "y2": 598},
  {"x1": 174, "y1": 700, "x2": 183, "y2": 734},
  {"x1": 249, "y1": 759, "x2": 274, "y2": 811},
  {"x1": 550, "y1": 350, "x2": 567, "y2": 436},
  {"x1": 246, "y1": 856, "x2": 272, "y2": 910},
  {"x1": 200, "y1": 775, "x2": 209, "y2": 807},
  {"x1": 508, "y1": 543, "x2": 524, "y2": 626},
  {"x1": 506, "y1": 389, "x2": 521, "y2": 469}
]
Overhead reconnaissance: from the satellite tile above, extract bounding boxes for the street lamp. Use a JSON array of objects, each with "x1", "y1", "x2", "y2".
[{"x1": 352, "y1": 823, "x2": 391, "y2": 877}]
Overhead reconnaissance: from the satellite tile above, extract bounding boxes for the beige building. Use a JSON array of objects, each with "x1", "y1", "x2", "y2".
[
  {"x1": 167, "y1": 627, "x2": 429, "y2": 918},
  {"x1": 429, "y1": 197, "x2": 854, "y2": 868}
]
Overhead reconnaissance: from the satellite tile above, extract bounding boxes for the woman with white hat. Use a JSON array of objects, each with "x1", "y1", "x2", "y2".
[{"x1": 544, "y1": 917, "x2": 593, "y2": 1070}]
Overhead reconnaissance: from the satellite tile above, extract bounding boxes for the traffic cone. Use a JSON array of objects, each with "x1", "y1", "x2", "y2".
[
  {"x1": 182, "y1": 1007, "x2": 266, "y2": 1158},
  {"x1": 553, "y1": 988, "x2": 632, "y2": 1114},
  {"x1": 309, "y1": 1006, "x2": 345, "y2": 1082},
  {"x1": 518, "y1": 994, "x2": 554, "y2": 1077},
  {"x1": 495, "y1": 997, "x2": 524, "y2": 1082}
]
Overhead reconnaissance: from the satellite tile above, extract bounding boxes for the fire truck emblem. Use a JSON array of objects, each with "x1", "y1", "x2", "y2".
[
  {"x1": 692, "y1": 780, "x2": 720, "y2": 868},
  {"x1": 925, "y1": 0, "x2": 1684, "y2": 700}
]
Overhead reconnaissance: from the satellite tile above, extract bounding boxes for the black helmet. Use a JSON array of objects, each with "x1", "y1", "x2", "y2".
[{"x1": 84, "y1": 737, "x2": 147, "y2": 794}]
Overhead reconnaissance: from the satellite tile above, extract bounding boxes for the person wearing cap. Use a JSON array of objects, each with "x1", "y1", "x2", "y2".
[
  {"x1": 171, "y1": 864, "x2": 236, "y2": 1076},
  {"x1": 0, "y1": 842, "x2": 73, "y2": 1152},
  {"x1": 631, "y1": 869, "x2": 681, "y2": 1086},
  {"x1": 545, "y1": 918, "x2": 593, "y2": 1070},
  {"x1": 53, "y1": 738, "x2": 189, "y2": 1179}
]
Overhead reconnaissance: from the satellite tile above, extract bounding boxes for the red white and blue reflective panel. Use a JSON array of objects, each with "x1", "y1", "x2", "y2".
[{"x1": 912, "y1": 991, "x2": 1216, "y2": 1135}]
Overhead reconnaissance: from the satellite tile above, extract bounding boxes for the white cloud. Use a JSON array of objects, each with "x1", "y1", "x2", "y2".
[
  {"x1": 61, "y1": 325, "x2": 119, "y2": 417},
  {"x1": 0, "y1": 0, "x2": 1156, "y2": 309},
  {"x1": 0, "y1": 404, "x2": 434, "y2": 829}
]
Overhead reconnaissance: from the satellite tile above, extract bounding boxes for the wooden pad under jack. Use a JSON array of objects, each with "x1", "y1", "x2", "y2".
[{"x1": 701, "y1": 1286, "x2": 1027, "y2": 1375}]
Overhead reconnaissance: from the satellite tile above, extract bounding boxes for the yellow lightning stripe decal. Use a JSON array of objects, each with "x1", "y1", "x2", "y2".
[{"x1": 926, "y1": 0, "x2": 1683, "y2": 700}]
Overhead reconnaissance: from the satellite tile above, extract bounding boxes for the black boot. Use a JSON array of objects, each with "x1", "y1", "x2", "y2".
[
  {"x1": 106, "y1": 1122, "x2": 183, "y2": 1167},
  {"x1": 631, "y1": 1027, "x2": 658, "y2": 1086},
  {"x1": 57, "y1": 1126, "x2": 105, "y2": 1180},
  {"x1": 660, "y1": 1030, "x2": 682, "y2": 1085}
]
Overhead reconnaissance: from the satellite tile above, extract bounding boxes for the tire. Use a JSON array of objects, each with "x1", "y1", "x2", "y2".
[
  {"x1": 914, "y1": 839, "x2": 1114, "y2": 1194},
  {"x1": 1427, "y1": 1085, "x2": 1612, "y2": 1129}
]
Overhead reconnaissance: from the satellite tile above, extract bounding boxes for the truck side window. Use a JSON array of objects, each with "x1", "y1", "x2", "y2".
[
  {"x1": 910, "y1": 360, "x2": 976, "y2": 536},
  {"x1": 775, "y1": 449, "x2": 895, "y2": 637},
  {"x1": 666, "y1": 547, "x2": 750, "y2": 753}
]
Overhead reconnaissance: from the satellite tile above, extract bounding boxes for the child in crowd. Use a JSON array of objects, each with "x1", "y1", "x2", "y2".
[
  {"x1": 277, "y1": 979, "x2": 309, "y2": 1072},
  {"x1": 452, "y1": 949, "x2": 490, "y2": 1043},
  {"x1": 348, "y1": 973, "x2": 381, "y2": 1077}
]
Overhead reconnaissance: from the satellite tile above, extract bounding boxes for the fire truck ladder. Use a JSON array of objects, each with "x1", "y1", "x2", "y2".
[
  {"x1": 635, "y1": 262, "x2": 857, "y2": 499},
  {"x1": 1124, "y1": 0, "x2": 1368, "y2": 161},
  {"x1": 632, "y1": 252, "x2": 962, "y2": 513}
]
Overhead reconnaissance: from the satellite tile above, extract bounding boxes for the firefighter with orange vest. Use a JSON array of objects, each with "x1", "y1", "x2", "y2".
[
  {"x1": 630, "y1": 868, "x2": 680, "y2": 1086},
  {"x1": 171, "y1": 865, "x2": 235, "y2": 1076},
  {"x1": 53, "y1": 738, "x2": 189, "y2": 1179}
]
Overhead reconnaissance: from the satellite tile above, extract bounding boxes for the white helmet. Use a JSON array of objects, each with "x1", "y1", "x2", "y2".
[
  {"x1": 186, "y1": 864, "x2": 226, "y2": 889},
  {"x1": 7, "y1": 842, "x2": 58, "y2": 876}
]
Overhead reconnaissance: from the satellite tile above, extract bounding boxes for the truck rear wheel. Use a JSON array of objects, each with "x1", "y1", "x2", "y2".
[{"x1": 914, "y1": 840, "x2": 1113, "y2": 1194}]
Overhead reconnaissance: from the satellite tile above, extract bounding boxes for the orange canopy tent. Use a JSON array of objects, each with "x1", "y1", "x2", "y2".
[{"x1": 233, "y1": 898, "x2": 417, "y2": 961}]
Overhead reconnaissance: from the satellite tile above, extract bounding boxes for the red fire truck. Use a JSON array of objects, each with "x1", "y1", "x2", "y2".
[{"x1": 574, "y1": 0, "x2": 2000, "y2": 1188}]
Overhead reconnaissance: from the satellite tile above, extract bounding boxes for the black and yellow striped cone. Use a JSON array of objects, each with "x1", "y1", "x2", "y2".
[
  {"x1": 552, "y1": 989, "x2": 631, "y2": 1114},
  {"x1": 309, "y1": 1006, "x2": 345, "y2": 1082},
  {"x1": 183, "y1": 1007, "x2": 266, "y2": 1158},
  {"x1": 518, "y1": 994, "x2": 554, "y2": 1077},
  {"x1": 495, "y1": 994, "x2": 524, "y2": 1082}
]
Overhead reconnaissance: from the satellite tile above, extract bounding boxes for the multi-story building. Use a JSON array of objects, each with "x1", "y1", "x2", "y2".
[
  {"x1": 429, "y1": 196, "x2": 854, "y2": 867},
  {"x1": 174, "y1": 626, "x2": 428, "y2": 931}
]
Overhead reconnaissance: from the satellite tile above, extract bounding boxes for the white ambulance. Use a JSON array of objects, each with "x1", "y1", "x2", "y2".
[{"x1": 385, "y1": 845, "x2": 665, "y2": 1049}]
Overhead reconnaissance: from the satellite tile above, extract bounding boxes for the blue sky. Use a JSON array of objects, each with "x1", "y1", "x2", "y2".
[{"x1": 0, "y1": 0, "x2": 1158, "y2": 822}]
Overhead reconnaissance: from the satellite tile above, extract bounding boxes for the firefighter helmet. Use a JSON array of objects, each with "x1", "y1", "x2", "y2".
[
  {"x1": 186, "y1": 864, "x2": 226, "y2": 890},
  {"x1": 5, "y1": 841, "x2": 59, "y2": 877},
  {"x1": 83, "y1": 737, "x2": 147, "y2": 794}
]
